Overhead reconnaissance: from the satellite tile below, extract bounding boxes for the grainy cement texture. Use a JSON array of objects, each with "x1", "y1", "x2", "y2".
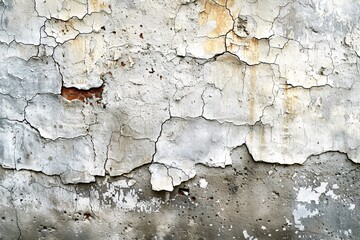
[{"x1": 0, "y1": 0, "x2": 359, "y2": 239}]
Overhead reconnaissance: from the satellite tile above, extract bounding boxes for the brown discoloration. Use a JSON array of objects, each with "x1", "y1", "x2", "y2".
[
  {"x1": 225, "y1": 32, "x2": 261, "y2": 123},
  {"x1": 249, "y1": 123, "x2": 268, "y2": 159},
  {"x1": 61, "y1": 85, "x2": 104, "y2": 101},
  {"x1": 100, "y1": 2, "x2": 106, "y2": 9},
  {"x1": 227, "y1": 32, "x2": 261, "y2": 63},
  {"x1": 248, "y1": 38, "x2": 259, "y2": 60},
  {"x1": 199, "y1": 0, "x2": 233, "y2": 37},
  {"x1": 214, "y1": 0, "x2": 227, "y2": 6},
  {"x1": 226, "y1": 0, "x2": 235, "y2": 8},
  {"x1": 91, "y1": 0, "x2": 99, "y2": 10},
  {"x1": 204, "y1": 37, "x2": 226, "y2": 53},
  {"x1": 90, "y1": 0, "x2": 109, "y2": 12}
]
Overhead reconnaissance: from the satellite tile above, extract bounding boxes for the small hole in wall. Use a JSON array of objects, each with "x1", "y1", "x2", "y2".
[
  {"x1": 83, "y1": 212, "x2": 92, "y2": 220},
  {"x1": 61, "y1": 85, "x2": 104, "y2": 102},
  {"x1": 178, "y1": 188, "x2": 190, "y2": 196}
]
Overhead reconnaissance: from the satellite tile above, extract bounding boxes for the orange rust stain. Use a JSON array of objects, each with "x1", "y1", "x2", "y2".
[
  {"x1": 204, "y1": 37, "x2": 225, "y2": 53},
  {"x1": 228, "y1": 32, "x2": 260, "y2": 62},
  {"x1": 199, "y1": 0, "x2": 233, "y2": 37},
  {"x1": 248, "y1": 38, "x2": 259, "y2": 62},
  {"x1": 91, "y1": 0, "x2": 99, "y2": 10},
  {"x1": 61, "y1": 85, "x2": 104, "y2": 101},
  {"x1": 215, "y1": 0, "x2": 227, "y2": 6},
  {"x1": 226, "y1": 33, "x2": 261, "y2": 124},
  {"x1": 100, "y1": 2, "x2": 107, "y2": 10},
  {"x1": 226, "y1": 0, "x2": 235, "y2": 7},
  {"x1": 91, "y1": 0, "x2": 108, "y2": 11}
]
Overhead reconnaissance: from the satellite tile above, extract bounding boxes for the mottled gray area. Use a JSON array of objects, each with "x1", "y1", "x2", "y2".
[{"x1": 0, "y1": 149, "x2": 358, "y2": 239}]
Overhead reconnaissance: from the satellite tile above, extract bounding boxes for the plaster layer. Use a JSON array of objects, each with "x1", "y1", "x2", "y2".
[
  {"x1": 0, "y1": 0, "x2": 359, "y2": 189},
  {"x1": 0, "y1": 0, "x2": 360, "y2": 237}
]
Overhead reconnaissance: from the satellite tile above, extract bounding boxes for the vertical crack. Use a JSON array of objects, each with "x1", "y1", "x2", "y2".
[{"x1": 9, "y1": 187, "x2": 22, "y2": 240}]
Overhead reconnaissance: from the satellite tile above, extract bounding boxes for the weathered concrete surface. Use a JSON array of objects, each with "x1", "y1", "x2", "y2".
[
  {"x1": 0, "y1": 0, "x2": 359, "y2": 238},
  {"x1": 0, "y1": 149, "x2": 358, "y2": 239}
]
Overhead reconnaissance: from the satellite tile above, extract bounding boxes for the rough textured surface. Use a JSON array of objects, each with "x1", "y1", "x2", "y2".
[
  {"x1": 0, "y1": 0, "x2": 359, "y2": 238},
  {"x1": 0, "y1": 149, "x2": 358, "y2": 239}
]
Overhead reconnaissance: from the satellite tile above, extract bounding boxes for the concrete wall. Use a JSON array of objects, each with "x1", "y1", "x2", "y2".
[{"x1": 0, "y1": 0, "x2": 359, "y2": 239}]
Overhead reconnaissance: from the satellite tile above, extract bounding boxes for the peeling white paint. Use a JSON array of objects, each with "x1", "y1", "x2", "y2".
[
  {"x1": 0, "y1": 0, "x2": 359, "y2": 199},
  {"x1": 199, "y1": 179, "x2": 208, "y2": 189},
  {"x1": 293, "y1": 204, "x2": 320, "y2": 231},
  {"x1": 296, "y1": 183, "x2": 328, "y2": 204},
  {"x1": 243, "y1": 230, "x2": 258, "y2": 240}
]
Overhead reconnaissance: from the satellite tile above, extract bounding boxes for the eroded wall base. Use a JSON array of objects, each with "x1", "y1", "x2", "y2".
[{"x1": 0, "y1": 149, "x2": 358, "y2": 239}]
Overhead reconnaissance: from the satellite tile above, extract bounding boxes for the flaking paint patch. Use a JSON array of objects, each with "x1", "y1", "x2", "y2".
[
  {"x1": 198, "y1": 0, "x2": 233, "y2": 37},
  {"x1": 293, "y1": 204, "x2": 320, "y2": 231}
]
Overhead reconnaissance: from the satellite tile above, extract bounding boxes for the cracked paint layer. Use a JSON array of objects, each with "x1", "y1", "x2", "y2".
[
  {"x1": 150, "y1": 117, "x2": 248, "y2": 191},
  {"x1": 0, "y1": 119, "x2": 96, "y2": 183},
  {"x1": 0, "y1": 1, "x2": 359, "y2": 236},
  {"x1": 0, "y1": 0, "x2": 358, "y2": 189}
]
